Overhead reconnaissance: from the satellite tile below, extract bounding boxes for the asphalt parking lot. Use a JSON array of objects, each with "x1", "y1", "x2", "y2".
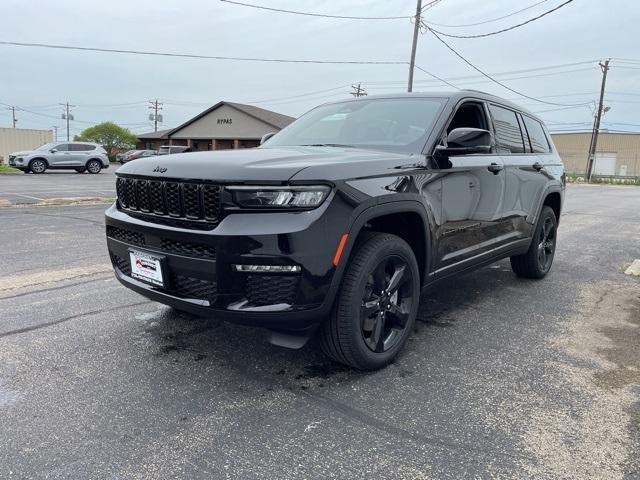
[
  {"x1": 0, "y1": 168, "x2": 117, "y2": 205},
  {"x1": 1, "y1": 184, "x2": 639, "y2": 479}
]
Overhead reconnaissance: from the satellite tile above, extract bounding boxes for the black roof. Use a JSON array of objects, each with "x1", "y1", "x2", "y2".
[{"x1": 321, "y1": 90, "x2": 541, "y2": 121}]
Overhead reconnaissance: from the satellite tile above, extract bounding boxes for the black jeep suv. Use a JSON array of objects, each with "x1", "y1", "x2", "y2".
[{"x1": 106, "y1": 91, "x2": 564, "y2": 370}]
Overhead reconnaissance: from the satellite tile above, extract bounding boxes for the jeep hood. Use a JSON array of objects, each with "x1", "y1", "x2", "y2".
[{"x1": 116, "y1": 146, "x2": 418, "y2": 182}]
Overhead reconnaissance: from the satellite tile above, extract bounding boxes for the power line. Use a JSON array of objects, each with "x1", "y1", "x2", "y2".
[
  {"x1": 428, "y1": 0, "x2": 574, "y2": 39},
  {"x1": 427, "y1": 28, "x2": 591, "y2": 107},
  {"x1": 426, "y1": 0, "x2": 550, "y2": 28},
  {"x1": 414, "y1": 65, "x2": 459, "y2": 89},
  {"x1": 219, "y1": 0, "x2": 413, "y2": 20},
  {"x1": 247, "y1": 84, "x2": 353, "y2": 104},
  {"x1": 366, "y1": 60, "x2": 600, "y2": 86},
  {"x1": 0, "y1": 40, "x2": 407, "y2": 65}
]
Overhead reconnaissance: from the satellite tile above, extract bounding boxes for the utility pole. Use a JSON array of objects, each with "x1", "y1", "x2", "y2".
[
  {"x1": 148, "y1": 99, "x2": 163, "y2": 132},
  {"x1": 350, "y1": 83, "x2": 367, "y2": 97},
  {"x1": 60, "y1": 102, "x2": 75, "y2": 141},
  {"x1": 585, "y1": 59, "x2": 610, "y2": 182},
  {"x1": 407, "y1": 0, "x2": 423, "y2": 93},
  {"x1": 8, "y1": 106, "x2": 17, "y2": 128}
]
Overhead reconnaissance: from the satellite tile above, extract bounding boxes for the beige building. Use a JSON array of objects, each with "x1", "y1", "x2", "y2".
[
  {"x1": 0, "y1": 128, "x2": 53, "y2": 163},
  {"x1": 137, "y1": 101, "x2": 294, "y2": 151},
  {"x1": 551, "y1": 131, "x2": 640, "y2": 177}
]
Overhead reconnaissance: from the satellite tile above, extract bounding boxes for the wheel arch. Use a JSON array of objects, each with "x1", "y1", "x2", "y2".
[
  {"x1": 542, "y1": 191, "x2": 562, "y2": 224},
  {"x1": 339, "y1": 201, "x2": 432, "y2": 287},
  {"x1": 527, "y1": 184, "x2": 564, "y2": 226}
]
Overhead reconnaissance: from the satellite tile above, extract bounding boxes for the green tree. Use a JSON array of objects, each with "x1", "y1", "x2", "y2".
[{"x1": 74, "y1": 122, "x2": 138, "y2": 161}]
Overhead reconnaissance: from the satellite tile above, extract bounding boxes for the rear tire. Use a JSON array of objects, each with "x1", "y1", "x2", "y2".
[
  {"x1": 320, "y1": 233, "x2": 420, "y2": 370},
  {"x1": 86, "y1": 160, "x2": 102, "y2": 174},
  {"x1": 29, "y1": 159, "x2": 47, "y2": 174},
  {"x1": 510, "y1": 206, "x2": 558, "y2": 279}
]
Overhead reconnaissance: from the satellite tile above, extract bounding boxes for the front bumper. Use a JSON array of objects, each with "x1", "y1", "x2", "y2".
[
  {"x1": 8, "y1": 156, "x2": 24, "y2": 167},
  {"x1": 105, "y1": 200, "x2": 352, "y2": 330}
]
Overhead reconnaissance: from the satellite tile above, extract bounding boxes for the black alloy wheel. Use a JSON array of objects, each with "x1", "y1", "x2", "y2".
[
  {"x1": 361, "y1": 256, "x2": 414, "y2": 353},
  {"x1": 510, "y1": 206, "x2": 558, "y2": 279},
  {"x1": 320, "y1": 232, "x2": 420, "y2": 370},
  {"x1": 536, "y1": 216, "x2": 556, "y2": 273}
]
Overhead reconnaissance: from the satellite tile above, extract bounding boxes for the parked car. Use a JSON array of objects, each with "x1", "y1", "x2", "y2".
[
  {"x1": 158, "y1": 145, "x2": 191, "y2": 155},
  {"x1": 106, "y1": 91, "x2": 564, "y2": 370},
  {"x1": 120, "y1": 150, "x2": 158, "y2": 164},
  {"x1": 116, "y1": 150, "x2": 136, "y2": 163},
  {"x1": 9, "y1": 142, "x2": 109, "y2": 174}
]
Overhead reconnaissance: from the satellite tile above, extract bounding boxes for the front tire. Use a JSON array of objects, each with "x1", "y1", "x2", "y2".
[
  {"x1": 29, "y1": 159, "x2": 47, "y2": 174},
  {"x1": 86, "y1": 160, "x2": 102, "y2": 174},
  {"x1": 320, "y1": 233, "x2": 420, "y2": 370},
  {"x1": 510, "y1": 206, "x2": 558, "y2": 279}
]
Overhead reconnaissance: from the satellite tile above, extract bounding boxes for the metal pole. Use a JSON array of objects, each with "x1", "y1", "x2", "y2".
[
  {"x1": 585, "y1": 59, "x2": 610, "y2": 182},
  {"x1": 154, "y1": 100, "x2": 158, "y2": 132},
  {"x1": 66, "y1": 102, "x2": 70, "y2": 141},
  {"x1": 407, "y1": 0, "x2": 422, "y2": 93}
]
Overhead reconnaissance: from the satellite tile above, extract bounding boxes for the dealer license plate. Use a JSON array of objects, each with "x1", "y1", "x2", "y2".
[{"x1": 129, "y1": 249, "x2": 165, "y2": 287}]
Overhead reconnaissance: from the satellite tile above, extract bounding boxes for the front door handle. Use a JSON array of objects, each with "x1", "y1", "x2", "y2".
[
  {"x1": 487, "y1": 163, "x2": 503, "y2": 174},
  {"x1": 533, "y1": 161, "x2": 544, "y2": 171}
]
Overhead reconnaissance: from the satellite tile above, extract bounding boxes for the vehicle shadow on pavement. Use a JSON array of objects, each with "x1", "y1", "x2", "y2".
[{"x1": 131, "y1": 260, "x2": 528, "y2": 391}]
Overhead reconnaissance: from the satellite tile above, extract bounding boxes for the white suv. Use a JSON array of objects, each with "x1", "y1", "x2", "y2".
[{"x1": 8, "y1": 142, "x2": 110, "y2": 174}]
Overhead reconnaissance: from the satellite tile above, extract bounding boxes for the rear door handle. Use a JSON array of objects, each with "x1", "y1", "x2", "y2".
[
  {"x1": 533, "y1": 161, "x2": 544, "y2": 171},
  {"x1": 487, "y1": 163, "x2": 503, "y2": 174}
]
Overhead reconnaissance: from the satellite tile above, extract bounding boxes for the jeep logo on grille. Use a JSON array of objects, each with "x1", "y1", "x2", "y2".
[{"x1": 153, "y1": 166, "x2": 167, "y2": 173}]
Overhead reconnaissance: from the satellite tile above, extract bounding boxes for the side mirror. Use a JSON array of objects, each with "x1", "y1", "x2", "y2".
[
  {"x1": 435, "y1": 128, "x2": 494, "y2": 157},
  {"x1": 50, "y1": 149, "x2": 58, "y2": 153},
  {"x1": 260, "y1": 132, "x2": 276, "y2": 145}
]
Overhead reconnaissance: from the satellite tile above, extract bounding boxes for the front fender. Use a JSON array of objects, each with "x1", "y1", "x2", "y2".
[{"x1": 322, "y1": 198, "x2": 433, "y2": 309}]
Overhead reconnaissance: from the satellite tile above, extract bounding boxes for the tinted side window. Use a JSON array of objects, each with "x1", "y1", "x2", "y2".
[
  {"x1": 517, "y1": 114, "x2": 532, "y2": 153},
  {"x1": 70, "y1": 144, "x2": 96, "y2": 151},
  {"x1": 522, "y1": 116, "x2": 551, "y2": 153},
  {"x1": 54, "y1": 144, "x2": 69, "y2": 151},
  {"x1": 489, "y1": 105, "x2": 525, "y2": 154}
]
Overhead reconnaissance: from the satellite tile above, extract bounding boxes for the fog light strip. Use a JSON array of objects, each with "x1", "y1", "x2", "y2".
[
  {"x1": 232, "y1": 264, "x2": 301, "y2": 273},
  {"x1": 332, "y1": 234, "x2": 349, "y2": 267}
]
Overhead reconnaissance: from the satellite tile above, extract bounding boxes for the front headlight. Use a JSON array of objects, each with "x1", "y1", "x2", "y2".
[{"x1": 227, "y1": 185, "x2": 330, "y2": 209}]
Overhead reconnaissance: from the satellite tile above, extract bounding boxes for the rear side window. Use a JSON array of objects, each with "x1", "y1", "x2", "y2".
[
  {"x1": 522, "y1": 116, "x2": 551, "y2": 153},
  {"x1": 489, "y1": 105, "x2": 525, "y2": 154},
  {"x1": 70, "y1": 144, "x2": 96, "y2": 151}
]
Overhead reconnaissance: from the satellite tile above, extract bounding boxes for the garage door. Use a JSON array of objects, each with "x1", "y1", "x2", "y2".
[{"x1": 593, "y1": 152, "x2": 617, "y2": 176}]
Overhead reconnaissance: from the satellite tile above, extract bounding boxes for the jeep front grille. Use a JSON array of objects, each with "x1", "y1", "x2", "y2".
[{"x1": 116, "y1": 177, "x2": 222, "y2": 227}]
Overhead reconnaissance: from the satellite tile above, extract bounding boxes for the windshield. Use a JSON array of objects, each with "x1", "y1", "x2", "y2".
[
  {"x1": 265, "y1": 97, "x2": 446, "y2": 153},
  {"x1": 36, "y1": 142, "x2": 57, "y2": 151}
]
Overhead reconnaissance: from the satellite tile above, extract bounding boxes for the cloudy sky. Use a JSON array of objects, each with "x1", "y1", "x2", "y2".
[{"x1": 1, "y1": 0, "x2": 638, "y2": 138}]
